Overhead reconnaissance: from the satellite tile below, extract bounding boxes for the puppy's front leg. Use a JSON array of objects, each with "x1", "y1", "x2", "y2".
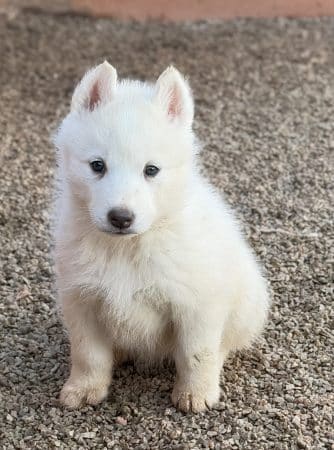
[
  {"x1": 172, "y1": 308, "x2": 223, "y2": 413},
  {"x1": 59, "y1": 289, "x2": 112, "y2": 408}
]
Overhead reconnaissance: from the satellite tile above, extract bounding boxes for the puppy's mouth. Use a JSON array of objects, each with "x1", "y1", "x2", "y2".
[
  {"x1": 99, "y1": 227, "x2": 137, "y2": 236},
  {"x1": 113, "y1": 230, "x2": 136, "y2": 235}
]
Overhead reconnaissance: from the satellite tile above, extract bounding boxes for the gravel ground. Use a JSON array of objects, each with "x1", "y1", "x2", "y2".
[{"x1": 0, "y1": 11, "x2": 333, "y2": 450}]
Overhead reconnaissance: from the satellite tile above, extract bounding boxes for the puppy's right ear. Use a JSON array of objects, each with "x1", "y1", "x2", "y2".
[{"x1": 71, "y1": 61, "x2": 117, "y2": 112}]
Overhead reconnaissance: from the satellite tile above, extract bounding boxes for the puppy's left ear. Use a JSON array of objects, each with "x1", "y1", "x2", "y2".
[
  {"x1": 154, "y1": 66, "x2": 194, "y2": 128},
  {"x1": 71, "y1": 61, "x2": 117, "y2": 112}
]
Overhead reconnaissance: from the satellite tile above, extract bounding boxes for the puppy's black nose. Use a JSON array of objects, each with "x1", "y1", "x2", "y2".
[{"x1": 107, "y1": 208, "x2": 134, "y2": 230}]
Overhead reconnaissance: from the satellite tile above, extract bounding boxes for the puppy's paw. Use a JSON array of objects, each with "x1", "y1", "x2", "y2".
[
  {"x1": 60, "y1": 378, "x2": 109, "y2": 408},
  {"x1": 171, "y1": 383, "x2": 220, "y2": 413}
]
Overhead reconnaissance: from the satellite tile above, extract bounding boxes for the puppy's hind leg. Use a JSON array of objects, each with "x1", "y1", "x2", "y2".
[{"x1": 59, "y1": 288, "x2": 113, "y2": 408}]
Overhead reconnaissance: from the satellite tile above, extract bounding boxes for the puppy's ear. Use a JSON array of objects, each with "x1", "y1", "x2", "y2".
[
  {"x1": 71, "y1": 61, "x2": 117, "y2": 112},
  {"x1": 154, "y1": 66, "x2": 194, "y2": 128}
]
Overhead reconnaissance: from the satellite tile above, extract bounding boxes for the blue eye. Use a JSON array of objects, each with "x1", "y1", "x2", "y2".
[
  {"x1": 144, "y1": 164, "x2": 160, "y2": 177},
  {"x1": 90, "y1": 159, "x2": 105, "y2": 174}
]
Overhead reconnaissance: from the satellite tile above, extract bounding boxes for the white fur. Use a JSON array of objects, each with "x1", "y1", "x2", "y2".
[{"x1": 53, "y1": 61, "x2": 269, "y2": 412}]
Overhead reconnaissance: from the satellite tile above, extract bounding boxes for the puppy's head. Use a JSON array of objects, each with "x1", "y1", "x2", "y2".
[{"x1": 54, "y1": 61, "x2": 196, "y2": 235}]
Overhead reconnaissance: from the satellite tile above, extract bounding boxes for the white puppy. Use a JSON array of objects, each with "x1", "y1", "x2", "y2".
[{"x1": 53, "y1": 61, "x2": 269, "y2": 413}]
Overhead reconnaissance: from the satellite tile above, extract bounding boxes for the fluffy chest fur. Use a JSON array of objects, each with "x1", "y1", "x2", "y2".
[
  {"x1": 99, "y1": 283, "x2": 175, "y2": 358},
  {"x1": 57, "y1": 232, "x2": 179, "y2": 355}
]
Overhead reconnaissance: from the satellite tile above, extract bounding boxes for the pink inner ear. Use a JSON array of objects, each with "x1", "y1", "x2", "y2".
[
  {"x1": 168, "y1": 84, "x2": 182, "y2": 118},
  {"x1": 88, "y1": 81, "x2": 101, "y2": 111}
]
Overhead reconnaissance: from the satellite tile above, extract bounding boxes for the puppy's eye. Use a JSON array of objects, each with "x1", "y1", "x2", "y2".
[
  {"x1": 90, "y1": 159, "x2": 105, "y2": 174},
  {"x1": 144, "y1": 164, "x2": 160, "y2": 178}
]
